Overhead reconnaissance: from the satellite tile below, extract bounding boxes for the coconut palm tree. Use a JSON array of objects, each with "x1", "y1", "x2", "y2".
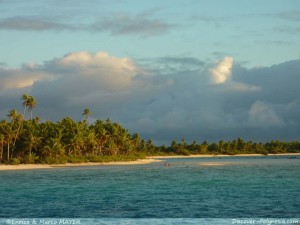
[
  {"x1": 131, "y1": 133, "x2": 141, "y2": 150},
  {"x1": 21, "y1": 94, "x2": 29, "y2": 117},
  {"x1": 27, "y1": 96, "x2": 37, "y2": 120},
  {"x1": 7, "y1": 109, "x2": 19, "y2": 124},
  {"x1": 85, "y1": 130, "x2": 97, "y2": 156},
  {"x1": 106, "y1": 138, "x2": 118, "y2": 156},
  {"x1": 25, "y1": 132, "x2": 42, "y2": 157},
  {"x1": 42, "y1": 137, "x2": 65, "y2": 159},
  {"x1": 1, "y1": 121, "x2": 14, "y2": 161},
  {"x1": 82, "y1": 108, "x2": 91, "y2": 122},
  {"x1": 95, "y1": 127, "x2": 108, "y2": 156},
  {"x1": 7, "y1": 109, "x2": 24, "y2": 157}
]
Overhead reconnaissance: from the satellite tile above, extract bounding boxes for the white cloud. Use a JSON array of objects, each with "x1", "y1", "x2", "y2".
[
  {"x1": 209, "y1": 56, "x2": 233, "y2": 84},
  {"x1": 51, "y1": 51, "x2": 142, "y2": 91},
  {"x1": 0, "y1": 65, "x2": 48, "y2": 90}
]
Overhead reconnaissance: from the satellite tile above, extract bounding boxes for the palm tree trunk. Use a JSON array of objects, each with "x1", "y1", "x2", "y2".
[
  {"x1": 12, "y1": 121, "x2": 24, "y2": 155},
  {"x1": 7, "y1": 142, "x2": 10, "y2": 161},
  {"x1": 23, "y1": 106, "x2": 27, "y2": 117},
  {"x1": 29, "y1": 144, "x2": 32, "y2": 156},
  {"x1": 0, "y1": 139, "x2": 3, "y2": 163}
]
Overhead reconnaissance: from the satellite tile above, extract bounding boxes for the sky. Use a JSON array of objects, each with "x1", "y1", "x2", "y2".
[{"x1": 0, "y1": 0, "x2": 300, "y2": 144}]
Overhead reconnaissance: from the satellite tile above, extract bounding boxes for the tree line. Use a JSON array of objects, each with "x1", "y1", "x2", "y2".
[
  {"x1": 151, "y1": 138, "x2": 300, "y2": 156},
  {"x1": 0, "y1": 95, "x2": 299, "y2": 164}
]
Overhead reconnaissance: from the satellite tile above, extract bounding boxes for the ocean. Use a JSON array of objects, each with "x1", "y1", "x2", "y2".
[{"x1": 0, "y1": 155, "x2": 299, "y2": 224}]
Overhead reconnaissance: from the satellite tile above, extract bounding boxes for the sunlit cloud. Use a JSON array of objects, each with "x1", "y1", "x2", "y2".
[
  {"x1": 0, "y1": 65, "x2": 48, "y2": 90},
  {"x1": 209, "y1": 56, "x2": 233, "y2": 84}
]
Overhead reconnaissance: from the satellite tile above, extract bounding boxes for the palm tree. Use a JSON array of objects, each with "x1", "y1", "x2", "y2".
[
  {"x1": 131, "y1": 133, "x2": 141, "y2": 150},
  {"x1": 25, "y1": 133, "x2": 42, "y2": 157},
  {"x1": 42, "y1": 137, "x2": 64, "y2": 159},
  {"x1": 7, "y1": 109, "x2": 19, "y2": 124},
  {"x1": 21, "y1": 94, "x2": 29, "y2": 117},
  {"x1": 7, "y1": 109, "x2": 23, "y2": 157},
  {"x1": 106, "y1": 138, "x2": 118, "y2": 156},
  {"x1": 95, "y1": 127, "x2": 108, "y2": 156},
  {"x1": 5, "y1": 129, "x2": 13, "y2": 161},
  {"x1": 41, "y1": 127, "x2": 65, "y2": 158},
  {"x1": 27, "y1": 96, "x2": 37, "y2": 120},
  {"x1": 82, "y1": 108, "x2": 91, "y2": 122},
  {"x1": 1, "y1": 121, "x2": 14, "y2": 161},
  {"x1": 85, "y1": 130, "x2": 97, "y2": 156},
  {"x1": 70, "y1": 133, "x2": 84, "y2": 156}
]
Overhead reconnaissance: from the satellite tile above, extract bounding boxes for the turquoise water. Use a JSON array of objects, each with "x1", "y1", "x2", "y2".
[{"x1": 0, "y1": 155, "x2": 300, "y2": 220}]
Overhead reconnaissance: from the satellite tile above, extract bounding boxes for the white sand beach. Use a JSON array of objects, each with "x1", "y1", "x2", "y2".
[
  {"x1": 0, "y1": 158, "x2": 161, "y2": 171},
  {"x1": 1, "y1": 153, "x2": 299, "y2": 171}
]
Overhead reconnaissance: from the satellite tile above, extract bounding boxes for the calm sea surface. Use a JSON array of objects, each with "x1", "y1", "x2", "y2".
[{"x1": 0, "y1": 155, "x2": 300, "y2": 224}]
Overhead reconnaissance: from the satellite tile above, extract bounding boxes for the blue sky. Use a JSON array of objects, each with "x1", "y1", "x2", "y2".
[
  {"x1": 1, "y1": 0, "x2": 299, "y2": 67},
  {"x1": 0, "y1": 0, "x2": 300, "y2": 144}
]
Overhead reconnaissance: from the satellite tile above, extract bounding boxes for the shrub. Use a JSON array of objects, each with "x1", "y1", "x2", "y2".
[{"x1": 9, "y1": 158, "x2": 21, "y2": 165}]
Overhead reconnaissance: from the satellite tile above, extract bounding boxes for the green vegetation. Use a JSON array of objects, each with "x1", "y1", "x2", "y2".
[
  {"x1": 0, "y1": 95, "x2": 299, "y2": 165},
  {"x1": 153, "y1": 138, "x2": 300, "y2": 156}
]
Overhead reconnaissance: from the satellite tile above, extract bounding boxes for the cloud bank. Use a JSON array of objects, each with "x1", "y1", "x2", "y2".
[{"x1": 0, "y1": 52, "x2": 299, "y2": 144}]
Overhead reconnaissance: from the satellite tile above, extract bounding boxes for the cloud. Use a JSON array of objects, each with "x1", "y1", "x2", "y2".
[
  {"x1": 157, "y1": 56, "x2": 205, "y2": 67},
  {"x1": 49, "y1": 51, "x2": 141, "y2": 91},
  {"x1": 0, "y1": 17, "x2": 75, "y2": 31},
  {"x1": 274, "y1": 26, "x2": 300, "y2": 34},
  {"x1": 138, "y1": 56, "x2": 205, "y2": 74},
  {"x1": 0, "y1": 52, "x2": 299, "y2": 143},
  {"x1": 255, "y1": 40, "x2": 294, "y2": 46},
  {"x1": 0, "y1": 64, "x2": 48, "y2": 90},
  {"x1": 209, "y1": 57, "x2": 233, "y2": 84},
  {"x1": 38, "y1": 52, "x2": 146, "y2": 100},
  {"x1": 91, "y1": 13, "x2": 174, "y2": 37},
  {"x1": 247, "y1": 101, "x2": 285, "y2": 128},
  {"x1": 269, "y1": 11, "x2": 300, "y2": 22},
  {"x1": 0, "y1": 13, "x2": 174, "y2": 37}
]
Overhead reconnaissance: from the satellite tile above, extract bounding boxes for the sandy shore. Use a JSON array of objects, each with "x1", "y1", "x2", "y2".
[
  {"x1": 148, "y1": 153, "x2": 300, "y2": 159},
  {"x1": 1, "y1": 153, "x2": 299, "y2": 171},
  {"x1": 0, "y1": 159, "x2": 161, "y2": 171}
]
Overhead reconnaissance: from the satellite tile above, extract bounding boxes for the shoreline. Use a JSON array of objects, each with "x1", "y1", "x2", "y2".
[
  {"x1": 0, "y1": 153, "x2": 299, "y2": 171},
  {"x1": 0, "y1": 158, "x2": 161, "y2": 171},
  {"x1": 147, "y1": 153, "x2": 300, "y2": 159}
]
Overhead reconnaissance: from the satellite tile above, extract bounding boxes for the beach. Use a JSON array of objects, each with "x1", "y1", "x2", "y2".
[
  {"x1": 1, "y1": 153, "x2": 299, "y2": 171},
  {"x1": 0, "y1": 158, "x2": 160, "y2": 171}
]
